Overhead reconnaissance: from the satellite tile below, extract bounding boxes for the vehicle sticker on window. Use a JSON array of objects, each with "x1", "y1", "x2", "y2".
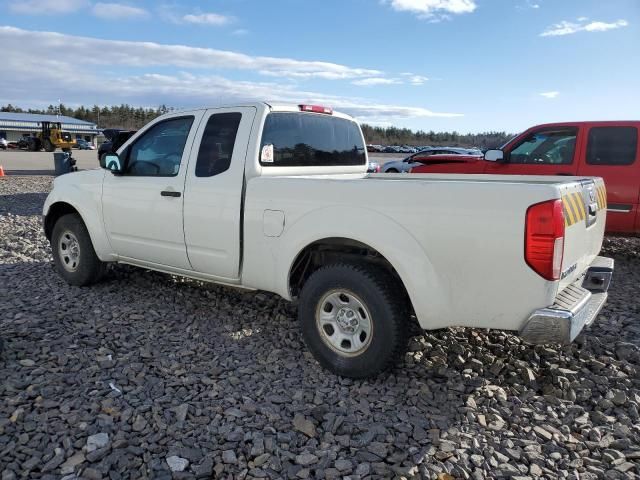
[{"x1": 261, "y1": 144, "x2": 274, "y2": 163}]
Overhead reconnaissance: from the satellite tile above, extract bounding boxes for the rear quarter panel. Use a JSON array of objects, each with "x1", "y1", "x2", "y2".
[{"x1": 242, "y1": 174, "x2": 567, "y2": 332}]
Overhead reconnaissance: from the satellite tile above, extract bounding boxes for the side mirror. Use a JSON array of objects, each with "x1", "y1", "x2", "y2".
[
  {"x1": 101, "y1": 153, "x2": 124, "y2": 174},
  {"x1": 484, "y1": 149, "x2": 505, "y2": 162}
]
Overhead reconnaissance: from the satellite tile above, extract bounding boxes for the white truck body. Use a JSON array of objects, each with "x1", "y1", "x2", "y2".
[{"x1": 43, "y1": 102, "x2": 613, "y2": 377}]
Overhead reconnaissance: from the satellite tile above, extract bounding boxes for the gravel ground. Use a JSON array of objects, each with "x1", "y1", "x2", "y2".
[{"x1": 1, "y1": 175, "x2": 639, "y2": 480}]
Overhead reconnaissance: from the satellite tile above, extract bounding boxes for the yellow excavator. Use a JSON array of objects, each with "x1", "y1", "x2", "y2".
[{"x1": 28, "y1": 121, "x2": 76, "y2": 152}]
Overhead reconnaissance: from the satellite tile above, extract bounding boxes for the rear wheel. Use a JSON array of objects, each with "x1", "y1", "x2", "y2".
[
  {"x1": 51, "y1": 214, "x2": 106, "y2": 286},
  {"x1": 386, "y1": 168, "x2": 399, "y2": 173},
  {"x1": 44, "y1": 139, "x2": 55, "y2": 152},
  {"x1": 298, "y1": 263, "x2": 408, "y2": 378}
]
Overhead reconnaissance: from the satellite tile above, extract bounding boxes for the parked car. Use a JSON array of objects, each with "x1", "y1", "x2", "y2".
[
  {"x1": 16, "y1": 137, "x2": 31, "y2": 150},
  {"x1": 382, "y1": 147, "x2": 481, "y2": 173},
  {"x1": 367, "y1": 160, "x2": 381, "y2": 173},
  {"x1": 75, "y1": 139, "x2": 96, "y2": 150},
  {"x1": 98, "y1": 129, "x2": 136, "y2": 161},
  {"x1": 411, "y1": 121, "x2": 640, "y2": 235},
  {"x1": 366, "y1": 144, "x2": 384, "y2": 153},
  {"x1": 43, "y1": 102, "x2": 611, "y2": 378},
  {"x1": 383, "y1": 145, "x2": 400, "y2": 153},
  {"x1": 0, "y1": 138, "x2": 7, "y2": 150}
]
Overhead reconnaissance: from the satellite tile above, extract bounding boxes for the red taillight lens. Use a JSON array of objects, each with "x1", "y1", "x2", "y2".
[
  {"x1": 525, "y1": 199, "x2": 565, "y2": 281},
  {"x1": 299, "y1": 104, "x2": 333, "y2": 115}
]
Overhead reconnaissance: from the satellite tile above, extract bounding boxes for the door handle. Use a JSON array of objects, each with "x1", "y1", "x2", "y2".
[{"x1": 161, "y1": 190, "x2": 181, "y2": 197}]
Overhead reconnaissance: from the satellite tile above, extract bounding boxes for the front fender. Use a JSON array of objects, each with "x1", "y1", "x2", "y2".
[
  {"x1": 244, "y1": 205, "x2": 448, "y2": 330},
  {"x1": 43, "y1": 172, "x2": 116, "y2": 262}
]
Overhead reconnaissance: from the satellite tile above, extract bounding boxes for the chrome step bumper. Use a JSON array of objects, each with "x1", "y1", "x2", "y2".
[{"x1": 520, "y1": 256, "x2": 613, "y2": 345}]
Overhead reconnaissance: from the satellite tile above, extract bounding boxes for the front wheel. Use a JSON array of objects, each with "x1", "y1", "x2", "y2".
[
  {"x1": 298, "y1": 263, "x2": 409, "y2": 378},
  {"x1": 386, "y1": 168, "x2": 399, "y2": 173},
  {"x1": 51, "y1": 214, "x2": 106, "y2": 286}
]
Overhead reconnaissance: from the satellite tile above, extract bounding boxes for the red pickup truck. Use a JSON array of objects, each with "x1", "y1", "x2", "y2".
[{"x1": 410, "y1": 121, "x2": 640, "y2": 235}]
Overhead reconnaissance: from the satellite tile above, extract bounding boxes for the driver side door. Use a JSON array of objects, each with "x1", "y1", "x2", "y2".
[
  {"x1": 485, "y1": 126, "x2": 581, "y2": 176},
  {"x1": 102, "y1": 112, "x2": 204, "y2": 269}
]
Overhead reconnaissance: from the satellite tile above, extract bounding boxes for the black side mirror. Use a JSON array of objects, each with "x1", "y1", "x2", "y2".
[{"x1": 101, "y1": 153, "x2": 124, "y2": 174}]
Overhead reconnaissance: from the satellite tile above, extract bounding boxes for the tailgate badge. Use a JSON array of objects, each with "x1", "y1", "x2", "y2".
[{"x1": 561, "y1": 263, "x2": 577, "y2": 280}]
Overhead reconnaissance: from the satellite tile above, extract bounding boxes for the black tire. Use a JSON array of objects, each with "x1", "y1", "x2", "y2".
[
  {"x1": 298, "y1": 263, "x2": 408, "y2": 378},
  {"x1": 386, "y1": 168, "x2": 399, "y2": 173},
  {"x1": 51, "y1": 213, "x2": 106, "y2": 286},
  {"x1": 44, "y1": 139, "x2": 55, "y2": 152}
]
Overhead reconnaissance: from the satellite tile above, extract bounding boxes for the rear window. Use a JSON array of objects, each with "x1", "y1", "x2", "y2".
[
  {"x1": 260, "y1": 113, "x2": 366, "y2": 167},
  {"x1": 587, "y1": 127, "x2": 637, "y2": 166}
]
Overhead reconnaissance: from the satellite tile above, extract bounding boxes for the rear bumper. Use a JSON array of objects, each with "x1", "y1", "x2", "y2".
[{"x1": 520, "y1": 256, "x2": 614, "y2": 345}]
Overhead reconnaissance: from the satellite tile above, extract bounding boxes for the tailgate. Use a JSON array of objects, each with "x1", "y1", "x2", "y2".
[{"x1": 558, "y1": 178, "x2": 607, "y2": 290}]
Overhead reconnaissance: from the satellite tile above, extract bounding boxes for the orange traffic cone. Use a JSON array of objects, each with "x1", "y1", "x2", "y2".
[{"x1": 0, "y1": 165, "x2": 5, "y2": 177}]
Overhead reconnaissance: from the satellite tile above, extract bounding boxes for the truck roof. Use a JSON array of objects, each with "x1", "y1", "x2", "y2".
[
  {"x1": 169, "y1": 102, "x2": 357, "y2": 122},
  {"x1": 529, "y1": 120, "x2": 640, "y2": 129}
]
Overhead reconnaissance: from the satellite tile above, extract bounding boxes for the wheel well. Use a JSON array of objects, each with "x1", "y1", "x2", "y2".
[
  {"x1": 44, "y1": 202, "x2": 79, "y2": 240},
  {"x1": 289, "y1": 238, "x2": 414, "y2": 312}
]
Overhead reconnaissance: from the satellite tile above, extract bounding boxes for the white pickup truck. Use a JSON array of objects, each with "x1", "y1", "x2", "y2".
[{"x1": 43, "y1": 102, "x2": 613, "y2": 378}]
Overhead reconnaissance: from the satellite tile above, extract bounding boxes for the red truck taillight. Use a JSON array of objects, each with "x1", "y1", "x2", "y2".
[{"x1": 525, "y1": 199, "x2": 565, "y2": 281}]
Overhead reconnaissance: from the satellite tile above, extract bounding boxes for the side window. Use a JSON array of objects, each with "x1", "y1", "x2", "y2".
[
  {"x1": 509, "y1": 128, "x2": 577, "y2": 165},
  {"x1": 126, "y1": 116, "x2": 194, "y2": 176},
  {"x1": 260, "y1": 113, "x2": 365, "y2": 167},
  {"x1": 195, "y1": 113, "x2": 242, "y2": 177},
  {"x1": 587, "y1": 127, "x2": 637, "y2": 166}
]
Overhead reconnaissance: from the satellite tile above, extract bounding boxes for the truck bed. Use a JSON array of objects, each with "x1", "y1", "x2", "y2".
[{"x1": 242, "y1": 172, "x2": 606, "y2": 333}]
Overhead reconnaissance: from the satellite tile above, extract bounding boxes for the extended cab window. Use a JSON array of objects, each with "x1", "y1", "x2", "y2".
[
  {"x1": 509, "y1": 128, "x2": 577, "y2": 165},
  {"x1": 125, "y1": 116, "x2": 194, "y2": 176},
  {"x1": 260, "y1": 113, "x2": 365, "y2": 167},
  {"x1": 587, "y1": 127, "x2": 638, "y2": 166},
  {"x1": 195, "y1": 113, "x2": 242, "y2": 177}
]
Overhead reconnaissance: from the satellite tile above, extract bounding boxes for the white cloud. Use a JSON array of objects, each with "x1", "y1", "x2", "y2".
[
  {"x1": 8, "y1": 0, "x2": 87, "y2": 14},
  {"x1": 0, "y1": 26, "x2": 380, "y2": 80},
  {"x1": 0, "y1": 26, "x2": 461, "y2": 123},
  {"x1": 352, "y1": 74, "x2": 428, "y2": 86},
  {"x1": 92, "y1": 2, "x2": 149, "y2": 19},
  {"x1": 539, "y1": 91, "x2": 559, "y2": 99},
  {"x1": 584, "y1": 20, "x2": 628, "y2": 32},
  {"x1": 182, "y1": 12, "x2": 232, "y2": 26},
  {"x1": 232, "y1": 29, "x2": 249, "y2": 36},
  {"x1": 387, "y1": 0, "x2": 477, "y2": 19},
  {"x1": 541, "y1": 18, "x2": 628, "y2": 36},
  {"x1": 408, "y1": 75, "x2": 429, "y2": 85},
  {"x1": 352, "y1": 77, "x2": 400, "y2": 86}
]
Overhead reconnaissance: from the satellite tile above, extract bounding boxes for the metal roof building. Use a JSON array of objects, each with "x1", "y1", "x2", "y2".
[{"x1": 0, "y1": 112, "x2": 99, "y2": 143}]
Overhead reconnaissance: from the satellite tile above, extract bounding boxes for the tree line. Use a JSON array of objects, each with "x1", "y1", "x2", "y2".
[
  {"x1": 360, "y1": 124, "x2": 512, "y2": 149},
  {"x1": 0, "y1": 103, "x2": 174, "y2": 130},
  {"x1": 1, "y1": 103, "x2": 513, "y2": 148}
]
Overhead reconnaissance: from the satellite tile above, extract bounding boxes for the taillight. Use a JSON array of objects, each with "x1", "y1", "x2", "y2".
[
  {"x1": 299, "y1": 104, "x2": 333, "y2": 115},
  {"x1": 525, "y1": 199, "x2": 565, "y2": 281}
]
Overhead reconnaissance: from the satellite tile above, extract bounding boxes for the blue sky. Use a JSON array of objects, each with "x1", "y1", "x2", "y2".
[{"x1": 1, "y1": 0, "x2": 638, "y2": 133}]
